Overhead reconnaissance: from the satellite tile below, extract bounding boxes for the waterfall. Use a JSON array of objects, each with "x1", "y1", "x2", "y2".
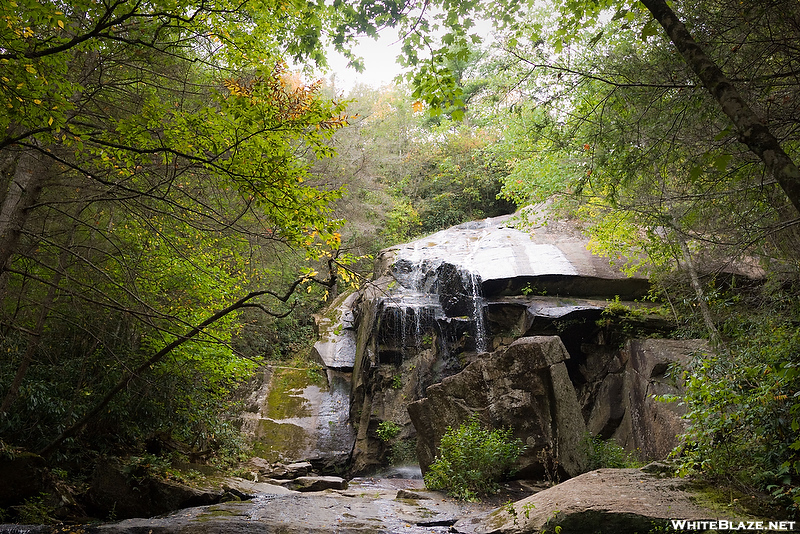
[
  {"x1": 386, "y1": 238, "x2": 489, "y2": 358},
  {"x1": 464, "y1": 269, "x2": 488, "y2": 353}
]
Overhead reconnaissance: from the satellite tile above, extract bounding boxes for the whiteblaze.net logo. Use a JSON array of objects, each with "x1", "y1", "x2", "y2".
[{"x1": 669, "y1": 520, "x2": 797, "y2": 531}]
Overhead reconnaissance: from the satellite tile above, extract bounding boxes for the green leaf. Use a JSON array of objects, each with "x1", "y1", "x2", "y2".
[
  {"x1": 713, "y1": 153, "x2": 733, "y2": 172},
  {"x1": 641, "y1": 19, "x2": 660, "y2": 40}
]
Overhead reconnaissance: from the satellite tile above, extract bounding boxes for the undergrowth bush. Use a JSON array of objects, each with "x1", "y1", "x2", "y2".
[
  {"x1": 676, "y1": 303, "x2": 800, "y2": 517},
  {"x1": 584, "y1": 434, "x2": 643, "y2": 470},
  {"x1": 424, "y1": 416, "x2": 524, "y2": 500},
  {"x1": 376, "y1": 421, "x2": 401, "y2": 442}
]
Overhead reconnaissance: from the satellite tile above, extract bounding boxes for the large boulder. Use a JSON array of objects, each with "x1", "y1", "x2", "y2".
[
  {"x1": 86, "y1": 459, "x2": 220, "y2": 519},
  {"x1": 455, "y1": 468, "x2": 726, "y2": 534},
  {"x1": 378, "y1": 208, "x2": 651, "y2": 300},
  {"x1": 272, "y1": 475, "x2": 348, "y2": 492},
  {"x1": 408, "y1": 336, "x2": 588, "y2": 478}
]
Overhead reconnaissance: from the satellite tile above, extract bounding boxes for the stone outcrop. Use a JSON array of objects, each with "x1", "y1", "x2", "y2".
[
  {"x1": 342, "y1": 208, "x2": 688, "y2": 475},
  {"x1": 271, "y1": 475, "x2": 348, "y2": 492},
  {"x1": 375, "y1": 207, "x2": 651, "y2": 301},
  {"x1": 454, "y1": 468, "x2": 728, "y2": 534},
  {"x1": 238, "y1": 364, "x2": 355, "y2": 472},
  {"x1": 239, "y1": 458, "x2": 312, "y2": 480},
  {"x1": 408, "y1": 336, "x2": 588, "y2": 478},
  {"x1": 312, "y1": 291, "x2": 358, "y2": 370}
]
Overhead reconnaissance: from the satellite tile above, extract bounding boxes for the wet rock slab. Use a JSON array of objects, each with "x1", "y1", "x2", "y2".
[{"x1": 85, "y1": 481, "x2": 467, "y2": 534}]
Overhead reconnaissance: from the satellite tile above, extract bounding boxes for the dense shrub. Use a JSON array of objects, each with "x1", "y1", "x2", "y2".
[
  {"x1": 676, "y1": 299, "x2": 800, "y2": 517},
  {"x1": 424, "y1": 417, "x2": 524, "y2": 500}
]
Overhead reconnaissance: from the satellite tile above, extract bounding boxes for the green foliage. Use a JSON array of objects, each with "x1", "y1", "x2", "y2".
[
  {"x1": 584, "y1": 434, "x2": 642, "y2": 470},
  {"x1": 424, "y1": 417, "x2": 524, "y2": 500},
  {"x1": 11, "y1": 493, "x2": 55, "y2": 524},
  {"x1": 382, "y1": 198, "x2": 423, "y2": 244},
  {"x1": 124, "y1": 453, "x2": 174, "y2": 482},
  {"x1": 0, "y1": 0, "x2": 368, "y2": 462},
  {"x1": 385, "y1": 124, "x2": 515, "y2": 236},
  {"x1": 376, "y1": 421, "x2": 401, "y2": 442},
  {"x1": 676, "y1": 301, "x2": 800, "y2": 517}
]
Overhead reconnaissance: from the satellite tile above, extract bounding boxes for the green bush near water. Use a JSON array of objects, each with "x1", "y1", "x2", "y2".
[{"x1": 424, "y1": 416, "x2": 524, "y2": 501}]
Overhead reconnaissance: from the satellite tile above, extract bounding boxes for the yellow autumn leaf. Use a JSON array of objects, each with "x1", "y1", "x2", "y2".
[
  {"x1": 57, "y1": 20, "x2": 64, "y2": 29},
  {"x1": 25, "y1": 64, "x2": 36, "y2": 74},
  {"x1": 48, "y1": 116, "x2": 53, "y2": 126},
  {"x1": 33, "y1": 99, "x2": 41, "y2": 105}
]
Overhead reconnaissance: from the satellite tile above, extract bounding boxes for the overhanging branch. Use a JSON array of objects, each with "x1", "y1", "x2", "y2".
[{"x1": 36, "y1": 271, "x2": 334, "y2": 458}]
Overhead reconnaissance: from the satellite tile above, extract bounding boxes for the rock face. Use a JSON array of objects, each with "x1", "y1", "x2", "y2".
[
  {"x1": 84, "y1": 479, "x2": 471, "y2": 534},
  {"x1": 599, "y1": 338, "x2": 707, "y2": 459},
  {"x1": 312, "y1": 291, "x2": 358, "y2": 370},
  {"x1": 339, "y1": 207, "x2": 695, "y2": 475},
  {"x1": 238, "y1": 364, "x2": 355, "y2": 471},
  {"x1": 408, "y1": 337, "x2": 588, "y2": 478}
]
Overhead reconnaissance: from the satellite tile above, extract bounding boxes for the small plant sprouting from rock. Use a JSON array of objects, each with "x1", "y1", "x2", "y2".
[
  {"x1": 424, "y1": 416, "x2": 524, "y2": 501},
  {"x1": 376, "y1": 421, "x2": 401, "y2": 442},
  {"x1": 504, "y1": 500, "x2": 536, "y2": 527}
]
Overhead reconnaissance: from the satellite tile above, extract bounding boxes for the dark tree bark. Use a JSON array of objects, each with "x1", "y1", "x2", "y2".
[{"x1": 640, "y1": 0, "x2": 800, "y2": 215}]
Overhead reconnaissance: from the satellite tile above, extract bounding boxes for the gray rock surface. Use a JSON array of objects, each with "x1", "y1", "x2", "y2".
[
  {"x1": 615, "y1": 339, "x2": 709, "y2": 459},
  {"x1": 84, "y1": 479, "x2": 469, "y2": 534},
  {"x1": 269, "y1": 475, "x2": 348, "y2": 492},
  {"x1": 219, "y1": 477, "x2": 297, "y2": 498},
  {"x1": 238, "y1": 364, "x2": 355, "y2": 470},
  {"x1": 239, "y1": 458, "x2": 312, "y2": 480},
  {"x1": 454, "y1": 468, "x2": 729, "y2": 534},
  {"x1": 378, "y1": 207, "x2": 650, "y2": 300},
  {"x1": 312, "y1": 290, "x2": 358, "y2": 370},
  {"x1": 346, "y1": 207, "x2": 663, "y2": 474},
  {"x1": 408, "y1": 336, "x2": 588, "y2": 478}
]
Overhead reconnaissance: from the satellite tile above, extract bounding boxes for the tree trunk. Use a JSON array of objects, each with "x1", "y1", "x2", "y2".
[
  {"x1": 0, "y1": 150, "x2": 47, "y2": 275},
  {"x1": 641, "y1": 0, "x2": 800, "y2": 215},
  {"x1": 669, "y1": 216, "x2": 723, "y2": 348}
]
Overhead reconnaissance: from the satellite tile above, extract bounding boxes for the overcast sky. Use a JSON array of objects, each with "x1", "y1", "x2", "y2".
[{"x1": 321, "y1": 28, "x2": 407, "y2": 93}]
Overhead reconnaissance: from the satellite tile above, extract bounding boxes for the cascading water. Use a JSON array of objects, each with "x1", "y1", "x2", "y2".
[
  {"x1": 384, "y1": 233, "x2": 491, "y2": 358},
  {"x1": 463, "y1": 269, "x2": 488, "y2": 353}
]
